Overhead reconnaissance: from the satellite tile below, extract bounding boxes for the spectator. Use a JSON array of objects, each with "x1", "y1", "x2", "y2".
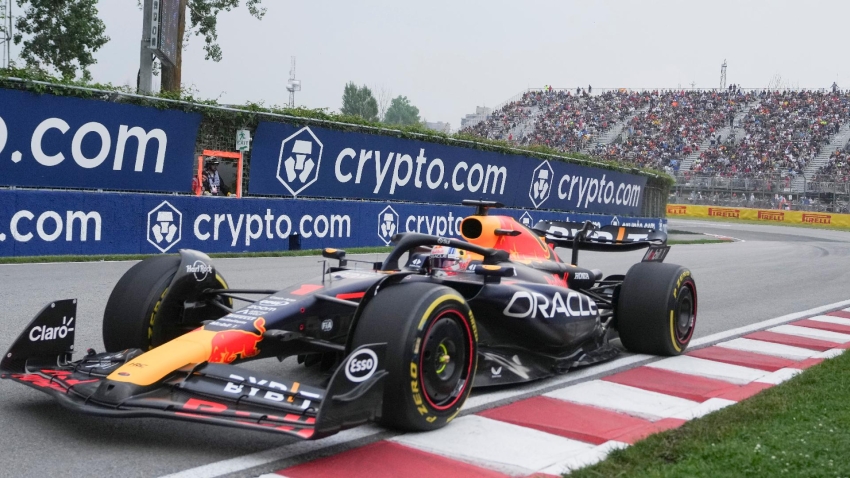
[{"x1": 202, "y1": 159, "x2": 231, "y2": 196}]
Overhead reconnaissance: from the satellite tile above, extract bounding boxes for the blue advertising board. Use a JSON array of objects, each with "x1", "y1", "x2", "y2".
[
  {"x1": 0, "y1": 88, "x2": 201, "y2": 192},
  {"x1": 248, "y1": 123, "x2": 649, "y2": 215},
  {"x1": 0, "y1": 190, "x2": 664, "y2": 257}
]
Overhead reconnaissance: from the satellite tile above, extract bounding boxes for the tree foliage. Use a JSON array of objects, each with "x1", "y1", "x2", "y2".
[
  {"x1": 340, "y1": 82, "x2": 379, "y2": 122},
  {"x1": 383, "y1": 95, "x2": 420, "y2": 126},
  {"x1": 187, "y1": 0, "x2": 266, "y2": 62},
  {"x1": 13, "y1": 0, "x2": 109, "y2": 81}
]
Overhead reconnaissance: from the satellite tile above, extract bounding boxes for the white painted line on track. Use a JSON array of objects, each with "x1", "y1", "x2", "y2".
[
  {"x1": 540, "y1": 440, "x2": 628, "y2": 475},
  {"x1": 390, "y1": 415, "x2": 594, "y2": 476},
  {"x1": 161, "y1": 299, "x2": 850, "y2": 478},
  {"x1": 816, "y1": 348, "x2": 845, "y2": 359},
  {"x1": 714, "y1": 338, "x2": 819, "y2": 360},
  {"x1": 808, "y1": 315, "x2": 850, "y2": 326},
  {"x1": 768, "y1": 324, "x2": 850, "y2": 343},
  {"x1": 158, "y1": 425, "x2": 384, "y2": 478},
  {"x1": 669, "y1": 398, "x2": 736, "y2": 420},
  {"x1": 690, "y1": 298, "x2": 850, "y2": 348},
  {"x1": 545, "y1": 380, "x2": 700, "y2": 421},
  {"x1": 645, "y1": 355, "x2": 767, "y2": 385},
  {"x1": 755, "y1": 368, "x2": 803, "y2": 385}
]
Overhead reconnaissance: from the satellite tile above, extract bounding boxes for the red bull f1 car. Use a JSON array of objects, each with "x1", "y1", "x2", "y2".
[{"x1": 1, "y1": 200, "x2": 697, "y2": 440}]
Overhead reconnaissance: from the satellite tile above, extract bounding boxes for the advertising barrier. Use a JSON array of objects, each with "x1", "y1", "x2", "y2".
[
  {"x1": 248, "y1": 123, "x2": 648, "y2": 216},
  {"x1": 0, "y1": 88, "x2": 201, "y2": 192},
  {"x1": 0, "y1": 190, "x2": 664, "y2": 257},
  {"x1": 667, "y1": 204, "x2": 850, "y2": 227}
]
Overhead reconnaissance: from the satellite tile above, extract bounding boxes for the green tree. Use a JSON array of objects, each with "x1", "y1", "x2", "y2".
[
  {"x1": 383, "y1": 95, "x2": 420, "y2": 126},
  {"x1": 13, "y1": 0, "x2": 109, "y2": 81},
  {"x1": 340, "y1": 82, "x2": 379, "y2": 122}
]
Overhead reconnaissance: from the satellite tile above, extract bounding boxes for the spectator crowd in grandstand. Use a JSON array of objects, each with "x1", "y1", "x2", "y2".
[{"x1": 462, "y1": 88, "x2": 850, "y2": 184}]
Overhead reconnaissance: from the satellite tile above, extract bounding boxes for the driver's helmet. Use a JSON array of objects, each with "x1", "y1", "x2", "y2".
[{"x1": 429, "y1": 246, "x2": 468, "y2": 274}]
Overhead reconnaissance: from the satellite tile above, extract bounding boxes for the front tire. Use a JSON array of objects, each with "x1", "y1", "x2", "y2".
[
  {"x1": 103, "y1": 255, "x2": 230, "y2": 352},
  {"x1": 350, "y1": 282, "x2": 477, "y2": 431},
  {"x1": 616, "y1": 262, "x2": 697, "y2": 356}
]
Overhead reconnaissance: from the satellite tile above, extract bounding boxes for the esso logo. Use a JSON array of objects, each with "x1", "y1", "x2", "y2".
[{"x1": 345, "y1": 348, "x2": 378, "y2": 383}]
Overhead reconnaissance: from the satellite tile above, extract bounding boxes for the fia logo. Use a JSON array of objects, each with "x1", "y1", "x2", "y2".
[
  {"x1": 519, "y1": 211, "x2": 534, "y2": 227},
  {"x1": 276, "y1": 126, "x2": 323, "y2": 197},
  {"x1": 377, "y1": 205, "x2": 399, "y2": 246},
  {"x1": 529, "y1": 161, "x2": 554, "y2": 208},
  {"x1": 147, "y1": 201, "x2": 182, "y2": 253}
]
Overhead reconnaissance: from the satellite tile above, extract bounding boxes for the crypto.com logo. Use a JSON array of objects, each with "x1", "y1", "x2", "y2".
[
  {"x1": 377, "y1": 205, "x2": 399, "y2": 246},
  {"x1": 276, "y1": 126, "x2": 323, "y2": 197},
  {"x1": 147, "y1": 201, "x2": 182, "y2": 253},
  {"x1": 529, "y1": 161, "x2": 554, "y2": 208}
]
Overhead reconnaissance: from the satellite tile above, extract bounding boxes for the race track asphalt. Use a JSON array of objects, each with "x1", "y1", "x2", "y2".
[{"x1": 0, "y1": 219, "x2": 848, "y2": 477}]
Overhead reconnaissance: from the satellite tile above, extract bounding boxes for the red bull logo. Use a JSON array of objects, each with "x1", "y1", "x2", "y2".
[{"x1": 209, "y1": 318, "x2": 266, "y2": 363}]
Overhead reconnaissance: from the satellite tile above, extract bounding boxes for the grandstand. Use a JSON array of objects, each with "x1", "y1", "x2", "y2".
[{"x1": 462, "y1": 87, "x2": 850, "y2": 211}]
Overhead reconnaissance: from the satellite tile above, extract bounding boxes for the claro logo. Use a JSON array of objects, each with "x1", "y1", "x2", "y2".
[{"x1": 0, "y1": 115, "x2": 168, "y2": 172}]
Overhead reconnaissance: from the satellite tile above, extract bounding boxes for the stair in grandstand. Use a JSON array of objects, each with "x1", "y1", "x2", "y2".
[
  {"x1": 680, "y1": 101, "x2": 757, "y2": 172},
  {"x1": 582, "y1": 104, "x2": 650, "y2": 154},
  {"x1": 508, "y1": 105, "x2": 541, "y2": 142},
  {"x1": 791, "y1": 122, "x2": 850, "y2": 192}
]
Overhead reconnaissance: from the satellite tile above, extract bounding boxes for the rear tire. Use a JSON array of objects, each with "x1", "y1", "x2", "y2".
[
  {"x1": 616, "y1": 262, "x2": 697, "y2": 356},
  {"x1": 103, "y1": 255, "x2": 230, "y2": 352},
  {"x1": 350, "y1": 282, "x2": 477, "y2": 432}
]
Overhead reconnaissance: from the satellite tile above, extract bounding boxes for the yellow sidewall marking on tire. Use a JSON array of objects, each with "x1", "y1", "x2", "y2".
[
  {"x1": 418, "y1": 294, "x2": 465, "y2": 331},
  {"x1": 670, "y1": 310, "x2": 682, "y2": 352}
]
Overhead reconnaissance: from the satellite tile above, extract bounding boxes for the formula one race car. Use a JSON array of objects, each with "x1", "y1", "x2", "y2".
[{"x1": 1, "y1": 200, "x2": 697, "y2": 440}]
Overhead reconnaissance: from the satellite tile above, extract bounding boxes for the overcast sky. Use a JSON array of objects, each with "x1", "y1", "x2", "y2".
[{"x1": 10, "y1": 1, "x2": 850, "y2": 129}]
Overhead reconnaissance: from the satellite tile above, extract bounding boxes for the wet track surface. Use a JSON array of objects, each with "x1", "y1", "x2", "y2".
[{"x1": 0, "y1": 219, "x2": 849, "y2": 477}]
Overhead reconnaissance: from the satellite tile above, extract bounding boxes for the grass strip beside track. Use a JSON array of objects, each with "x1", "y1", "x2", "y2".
[
  {"x1": 0, "y1": 246, "x2": 394, "y2": 264},
  {"x1": 568, "y1": 351, "x2": 850, "y2": 477}
]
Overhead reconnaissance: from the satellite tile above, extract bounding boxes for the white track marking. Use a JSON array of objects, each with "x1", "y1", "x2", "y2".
[
  {"x1": 159, "y1": 425, "x2": 384, "y2": 478},
  {"x1": 714, "y1": 338, "x2": 819, "y2": 361},
  {"x1": 815, "y1": 349, "x2": 845, "y2": 359},
  {"x1": 545, "y1": 380, "x2": 699, "y2": 421},
  {"x1": 669, "y1": 398, "x2": 736, "y2": 420},
  {"x1": 463, "y1": 353, "x2": 655, "y2": 409},
  {"x1": 755, "y1": 368, "x2": 803, "y2": 385},
  {"x1": 690, "y1": 298, "x2": 850, "y2": 347},
  {"x1": 390, "y1": 415, "x2": 594, "y2": 476},
  {"x1": 768, "y1": 324, "x2": 850, "y2": 343},
  {"x1": 162, "y1": 298, "x2": 850, "y2": 478},
  {"x1": 645, "y1": 355, "x2": 767, "y2": 385},
  {"x1": 807, "y1": 315, "x2": 850, "y2": 326},
  {"x1": 540, "y1": 441, "x2": 628, "y2": 475}
]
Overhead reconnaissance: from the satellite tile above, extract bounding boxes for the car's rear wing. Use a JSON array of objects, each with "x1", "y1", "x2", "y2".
[{"x1": 531, "y1": 220, "x2": 668, "y2": 265}]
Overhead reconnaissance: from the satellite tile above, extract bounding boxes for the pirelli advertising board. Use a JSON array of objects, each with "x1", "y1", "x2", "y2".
[{"x1": 666, "y1": 204, "x2": 850, "y2": 227}]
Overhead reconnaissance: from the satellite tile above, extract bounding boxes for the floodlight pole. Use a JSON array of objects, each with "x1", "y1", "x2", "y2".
[{"x1": 138, "y1": 0, "x2": 154, "y2": 94}]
